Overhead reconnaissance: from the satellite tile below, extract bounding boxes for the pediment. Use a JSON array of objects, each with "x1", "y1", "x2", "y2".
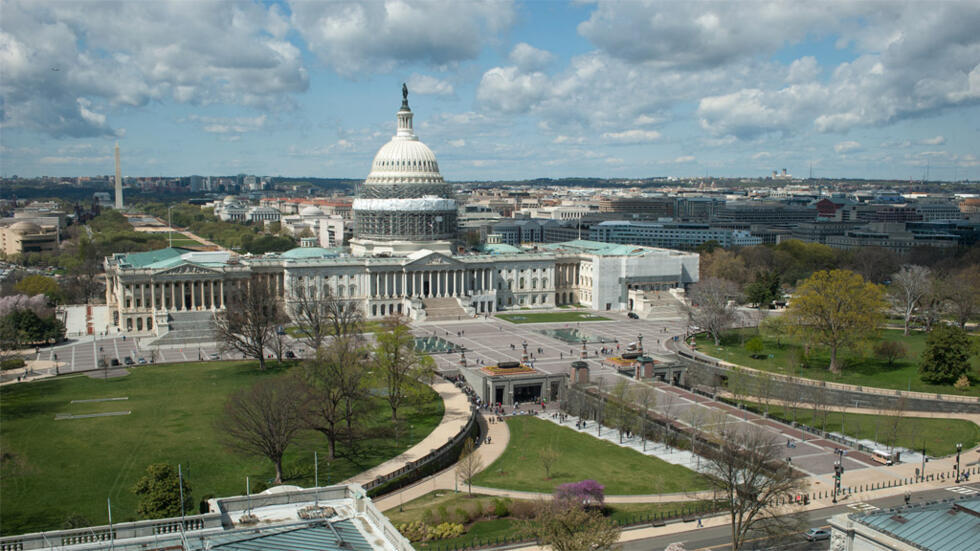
[
  {"x1": 404, "y1": 251, "x2": 462, "y2": 268},
  {"x1": 154, "y1": 263, "x2": 220, "y2": 277}
]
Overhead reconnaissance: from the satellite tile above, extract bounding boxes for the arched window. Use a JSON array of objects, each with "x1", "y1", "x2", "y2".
[
  {"x1": 349, "y1": 284, "x2": 357, "y2": 296},
  {"x1": 531, "y1": 278, "x2": 538, "y2": 289},
  {"x1": 519, "y1": 278, "x2": 525, "y2": 290},
  {"x1": 542, "y1": 278, "x2": 548, "y2": 289},
  {"x1": 337, "y1": 285, "x2": 345, "y2": 297}
]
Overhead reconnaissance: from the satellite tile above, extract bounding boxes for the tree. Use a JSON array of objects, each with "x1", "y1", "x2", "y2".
[
  {"x1": 521, "y1": 499, "x2": 620, "y2": 551},
  {"x1": 373, "y1": 316, "x2": 434, "y2": 421},
  {"x1": 213, "y1": 280, "x2": 285, "y2": 370},
  {"x1": 540, "y1": 443, "x2": 560, "y2": 479},
  {"x1": 744, "y1": 336, "x2": 765, "y2": 359},
  {"x1": 700, "y1": 249, "x2": 749, "y2": 285},
  {"x1": 701, "y1": 425, "x2": 808, "y2": 551},
  {"x1": 132, "y1": 463, "x2": 193, "y2": 520},
  {"x1": 290, "y1": 285, "x2": 363, "y2": 353},
  {"x1": 845, "y1": 246, "x2": 900, "y2": 285},
  {"x1": 890, "y1": 265, "x2": 932, "y2": 336},
  {"x1": 14, "y1": 274, "x2": 63, "y2": 303},
  {"x1": 786, "y1": 269, "x2": 887, "y2": 374},
  {"x1": 758, "y1": 315, "x2": 788, "y2": 348},
  {"x1": 873, "y1": 341, "x2": 907, "y2": 368},
  {"x1": 945, "y1": 266, "x2": 980, "y2": 329},
  {"x1": 635, "y1": 384, "x2": 656, "y2": 451},
  {"x1": 456, "y1": 438, "x2": 483, "y2": 495},
  {"x1": 300, "y1": 336, "x2": 366, "y2": 459},
  {"x1": 919, "y1": 324, "x2": 973, "y2": 385},
  {"x1": 555, "y1": 479, "x2": 606, "y2": 508},
  {"x1": 218, "y1": 375, "x2": 304, "y2": 484},
  {"x1": 744, "y1": 271, "x2": 782, "y2": 309},
  {"x1": 686, "y1": 277, "x2": 741, "y2": 346}
]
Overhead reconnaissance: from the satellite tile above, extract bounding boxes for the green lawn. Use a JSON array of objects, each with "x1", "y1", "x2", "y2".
[
  {"x1": 471, "y1": 417, "x2": 707, "y2": 494},
  {"x1": 386, "y1": 491, "x2": 715, "y2": 549},
  {"x1": 0, "y1": 361, "x2": 442, "y2": 535},
  {"x1": 696, "y1": 328, "x2": 980, "y2": 397},
  {"x1": 284, "y1": 320, "x2": 385, "y2": 339},
  {"x1": 736, "y1": 400, "x2": 979, "y2": 457},
  {"x1": 496, "y1": 311, "x2": 610, "y2": 324}
]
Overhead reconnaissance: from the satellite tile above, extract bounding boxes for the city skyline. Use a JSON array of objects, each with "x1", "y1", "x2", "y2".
[{"x1": 1, "y1": 0, "x2": 978, "y2": 181}]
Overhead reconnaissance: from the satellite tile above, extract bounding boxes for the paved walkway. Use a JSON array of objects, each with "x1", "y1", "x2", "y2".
[
  {"x1": 373, "y1": 411, "x2": 511, "y2": 511},
  {"x1": 344, "y1": 379, "x2": 473, "y2": 487}
]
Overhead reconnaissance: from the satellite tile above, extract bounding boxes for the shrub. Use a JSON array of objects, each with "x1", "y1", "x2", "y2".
[
  {"x1": 453, "y1": 506, "x2": 469, "y2": 524},
  {"x1": 394, "y1": 521, "x2": 465, "y2": 542},
  {"x1": 555, "y1": 479, "x2": 606, "y2": 508},
  {"x1": 493, "y1": 498, "x2": 509, "y2": 518},
  {"x1": 436, "y1": 504, "x2": 449, "y2": 524},
  {"x1": 1, "y1": 357, "x2": 26, "y2": 371},
  {"x1": 874, "y1": 341, "x2": 907, "y2": 367},
  {"x1": 954, "y1": 375, "x2": 971, "y2": 390},
  {"x1": 429, "y1": 522, "x2": 465, "y2": 540},
  {"x1": 744, "y1": 337, "x2": 765, "y2": 359},
  {"x1": 508, "y1": 500, "x2": 538, "y2": 519},
  {"x1": 396, "y1": 520, "x2": 428, "y2": 542},
  {"x1": 421, "y1": 508, "x2": 434, "y2": 526}
]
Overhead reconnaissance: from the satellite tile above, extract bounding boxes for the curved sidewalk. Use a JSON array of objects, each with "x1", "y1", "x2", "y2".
[
  {"x1": 373, "y1": 411, "x2": 511, "y2": 511},
  {"x1": 343, "y1": 379, "x2": 472, "y2": 487}
]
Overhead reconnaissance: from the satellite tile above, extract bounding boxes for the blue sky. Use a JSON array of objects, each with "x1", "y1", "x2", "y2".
[{"x1": 2, "y1": 0, "x2": 978, "y2": 181}]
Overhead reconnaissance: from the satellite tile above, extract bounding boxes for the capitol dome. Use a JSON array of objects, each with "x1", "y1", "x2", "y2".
[
  {"x1": 351, "y1": 86, "x2": 458, "y2": 257},
  {"x1": 300, "y1": 205, "x2": 324, "y2": 217}
]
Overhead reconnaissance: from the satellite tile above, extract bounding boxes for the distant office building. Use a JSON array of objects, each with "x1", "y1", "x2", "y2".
[
  {"x1": 599, "y1": 197, "x2": 675, "y2": 218},
  {"x1": 591, "y1": 220, "x2": 762, "y2": 249},
  {"x1": 913, "y1": 200, "x2": 964, "y2": 221},
  {"x1": 675, "y1": 197, "x2": 725, "y2": 220},
  {"x1": 189, "y1": 175, "x2": 203, "y2": 192},
  {"x1": 0, "y1": 219, "x2": 59, "y2": 255},
  {"x1": 713, "y1": 202, "x2": 816, "y2": 225},
  {"x1": 829, "y1": 496, "x2": 979, "y2": 551},
  {"x1": 825, "y1": 222, "x2": 958, "y2": 254}
]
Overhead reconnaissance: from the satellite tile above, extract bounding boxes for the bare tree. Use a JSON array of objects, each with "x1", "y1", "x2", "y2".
[
  {"x1": 811, "y1": 386, "x2": 833, "y2": 433},
  {"x1": 683, "y1": 405, "x2": 710, "y2": 468},
  {"x1": 456, "y1": 438, "x2": 483, "y2": 495},
  {"x1": 685, "y1": 277, "x2": 742, "y2": 346},
  {"x1": 300, "y1": 335, "x2": 366, "y2": 459},
  {"x1": 290, "y1": 285, "x2": 364, "y2": 352},
  {"x1": 890, "y1": 265, "x2": 932, "y2": 335},
  {"x1": 609, "y1": 378, "x2": 633, "y2": 442},
  {"x1": 540, "y1": 443, "x2": 560, "y2": 479},
  {"x1": 757, "y1": 373, "x2": 775, "y2": 416},
  {"x1": 661, "y1": 389, "x2": 679, "y2": 447},
  {"x1": 701, "y1": 425, "x2": 809, "y2": 551},
  {"x1": 635, "y1": 384, "x2": 657, "y2": 451},
  {"x1": 213, "y1": 281, "x2": 284, "y2": 370},
  {"x1": 882, "y1": 397, "x2": 908, "y2": 454},
  {"x1": 218, "y1": 375, "x2": 304, "y2": 484},
  {"x1": 373, "y1": 316, "x2": 433, "y2": 421},
  {"x1": 945, "y1": 265, "x2": 980, "y2": 329}
]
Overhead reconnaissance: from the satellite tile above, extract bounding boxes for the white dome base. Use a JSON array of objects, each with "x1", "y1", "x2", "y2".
[{"x1": 350, "y1": 237, "x2": 454, "y2": 257}]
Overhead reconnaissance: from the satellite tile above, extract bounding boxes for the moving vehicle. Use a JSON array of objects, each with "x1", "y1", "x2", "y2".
[
  {"x1": 804, "y1": 528, "x2": 830, "y2": 541},
  {"x1": 871, "y1": 449, "x2": 895, "y2": 465}
]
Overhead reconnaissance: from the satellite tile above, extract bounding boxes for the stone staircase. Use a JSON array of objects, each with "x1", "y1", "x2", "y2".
[
  {"x1": 639, "y1": 290, "x2": 685, "y2": 319},
  {"x1": 421, "y1": 297, "x2": 468, "y2": 322},
  {"x1": 148, "y1": 311, "x2": 218, "y2": 346}
]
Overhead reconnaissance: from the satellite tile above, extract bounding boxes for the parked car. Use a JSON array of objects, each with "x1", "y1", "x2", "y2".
[
  {"x1": 627, "y1": 312, "x2": 639, "y2": 319},
  {"x1": 110, "y1": 358, "x2": 121, "y2": 366},
  {"x1": 123, "y1": 357, "x2": 134, "y2": 366},
  {"x1": 207, "y1": 352, "x2": 220, "y2": 360},
  {"x1": 804, "y1": 528, "x2": 830, "y2": 541},
  {"x1": 137, "y1": 357, "x2": 146, "y2": 364},
  {"x1": 285, "y1": 350, "x2": 296, "y2": 359}
]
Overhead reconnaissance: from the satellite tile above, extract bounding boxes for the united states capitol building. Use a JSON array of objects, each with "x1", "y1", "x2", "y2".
[{"x1": 104, "y1": 89, "x2": 698, "y2": 336}]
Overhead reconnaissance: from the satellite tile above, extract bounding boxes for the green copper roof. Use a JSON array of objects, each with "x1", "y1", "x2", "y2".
[
  {"x1": 117, "y1": 247, "x2": 188, "y2": 268},
  {"x1": 541, "y1": 240, "x2": 649, "y2": 256},
  {"x1": 482, "y1": 243, "x2": 524, "y2": 254},
  {"x1": 280, "y1": 247, "x2": 341, "y2": 259}
]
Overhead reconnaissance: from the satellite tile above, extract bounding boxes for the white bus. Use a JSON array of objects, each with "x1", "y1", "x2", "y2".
[{"x1": 871, "y1": 449, "x2": 895, "y2": 465}]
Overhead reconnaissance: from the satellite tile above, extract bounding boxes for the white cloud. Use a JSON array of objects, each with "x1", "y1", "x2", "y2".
[
  {"x1": 39, "y1": 155, "x2": 112, "y2": 164},
  {"x1": 600, "y1": 129, "x2": 662, "y2": 144},
  {"x1": 186, "y1": 114, "x2": 268, "y2": 134},
  {"x1": 752, "y1": 152, "x2": 772, "y2": 160},
  {"x1": 553, "y1": 135, "x2": 585, "y2": 145},
  {"x1": 673, "y1": 155, "x2": 695, "y2": 163},
  {"x1": 918, "y1": 136, "x2": 946, "y2": 145},
  {"x1": 509, "y1": 43, "x2": 555, "y2": 72},
  {"x1": 787, "y1": 56, "x2": 821, "y2": 84},
  {"x1": 448, "y1": 139, "x2": 466, "y2": 147},
  {"x1": 407, "y1": 74, "x2": 455, "y2": 96},
  {"x1": 834, "y1": 141, "x2": 862, "y2": 154},
  {"x1": 477, "y1": 66, "x2": 550, "y2": 114},
  {"x1": 0, "y1": 0, "x2": 308, "y2": 138},
  {"x1": 290, "y1": 0, "x2": 514, "y2": 75}
]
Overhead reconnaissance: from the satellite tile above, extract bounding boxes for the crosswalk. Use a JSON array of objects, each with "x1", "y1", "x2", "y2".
[
  {"x1": 946, "y1": 486, "x2": 978, "y2": 495},
  {"x1": 846, "y1": 502, "x2": 880, "y2": 513}
]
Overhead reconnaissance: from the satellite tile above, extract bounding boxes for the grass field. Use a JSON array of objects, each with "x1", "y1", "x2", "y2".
[
  {"x1": 696, "y1": 328, "x2": 980, "y2": 397},
  {"x1": 284, "y1": 320, "x2": 385, "y2": 339},
  {"x1": 0, "y1": 361, "x2": 442, "y2": 535},
  {"x1": 386, "y1": 491, "x2": 715, "y2": 549},
  {"x1": 496, "y1": 311, "x2": 610, "y2": 324},
  {"x1": 471, "y1": 417, "x2": 708, "y2": 494},
  {"x1": 736, "y1": 400, "x2": 979, "y2": 457}
]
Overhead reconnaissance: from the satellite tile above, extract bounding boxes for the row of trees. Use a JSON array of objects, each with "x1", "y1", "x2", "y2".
[
  {"x1": 213, "y1": 281, "x2": 433, "y2": 484},
  {"x1": 138, "y1": 202, "x2": 296, "y2": 254}
]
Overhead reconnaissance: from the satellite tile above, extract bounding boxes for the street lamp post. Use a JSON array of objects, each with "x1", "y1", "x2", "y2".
[{"x1": 955, "y1": 443, "x2": 962, "y2": 483}]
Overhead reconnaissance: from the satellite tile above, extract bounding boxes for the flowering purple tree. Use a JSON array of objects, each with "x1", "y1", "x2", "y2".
[
  {"x1": 0, "y1": 295, "x2": 50, "y2": 318},
  {"x1": 554, "y1": 479, "x2": 605, "y2": 508}
]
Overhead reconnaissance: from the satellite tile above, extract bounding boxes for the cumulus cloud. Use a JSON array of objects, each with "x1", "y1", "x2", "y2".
[
  {"x1": 477, "y1": 66, "x2": 550, "y2": 114},
  {"x1": 184, "y1": 114, "x2": 268, "y2": 134},
  {"x1": 752, "y1": 152, "x2": 773, "y2": 160},
  {"x1": 601, "y1": 129, "x2": 662, "y2": 144},
  {"x1": 290, "y1": 0, "x2": 514, "y2": 75},
  {"x1": 834, "y1": 141, "x2": 862, "y2": 154},
  {"x1": 509, "y1": 43, "x2": 555, "y2": 72},
  {"x1": 0, "y1": 0, "x2": 308, "y2": 138},
  {"x1": 407, "y1": 74, "x2": 455, "y2": 96},
  {"x1": 918, "y1": 136, "x2": 946, "y2": 145},
  {"x1": 787, "y1": 57, "x2": 821, "y2": 84},
  {"x1": 673, "y1": 155, "x2": 695, "y2": 163}
]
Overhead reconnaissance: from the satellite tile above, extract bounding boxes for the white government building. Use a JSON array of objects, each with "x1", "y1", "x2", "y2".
[{"x1": 104, "y1": 89, "x2": 699, "y2": 336}]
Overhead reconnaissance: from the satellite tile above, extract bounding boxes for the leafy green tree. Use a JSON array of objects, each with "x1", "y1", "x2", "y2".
[
  {"x1": 14, "y1": 275, "x2": 63, "y2": 303},
  {"x1": 745, "y1": 336, "x2": 765, "y2": 358},
  {"x1": 373, "y1": 317, "x2": 434, "y2": 421},
  {"x1": 787, "y1": 269, "x2": 887, "y2": 374},
  {"x1": 744, "y1": 271, "x2": 782, "y2": 308},
  {"x1": 874, "y1": 341, "x2": 907, "y2": 368},
  {"x1": 132, "y1": 463, "x2": 193, "y2": 519},
  {"x1": 919, "y1": 325, "x2": 974, "y2": 385}
]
